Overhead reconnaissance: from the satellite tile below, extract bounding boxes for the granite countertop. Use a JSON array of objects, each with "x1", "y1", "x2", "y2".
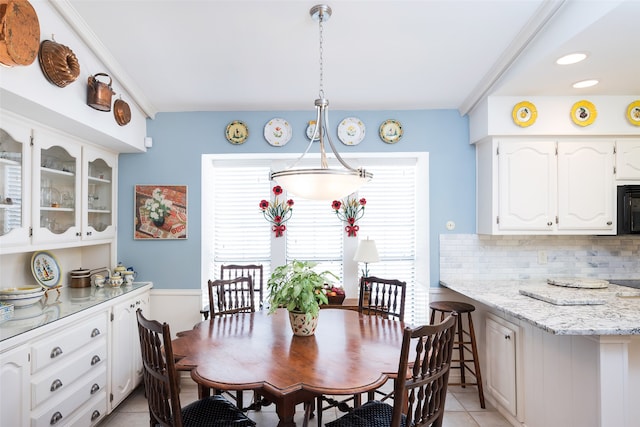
[
  {"x1": 439, "y1": 279, "x2": 640, "y2": 336},
  {"x1": 0, "y1": 282, "x2": 152, "y2": 342}
]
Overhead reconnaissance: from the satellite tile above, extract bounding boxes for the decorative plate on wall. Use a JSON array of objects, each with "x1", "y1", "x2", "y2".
[
  {"x1": 306, "y1": 120, "x2": 319, "y2": 141},
  {"x1": 225, "y1": 120, "x2": 249, "y2": 144},
  {"x1": 264, "y1": 118, "x2": 292, "y2": 146},
  {"x1": 337, "y1": 117, "x2": 366, "y2": 145},
  {"x1": 626, "y1": 100, "x2": 640, "y2": 126},
  {"x1": 571, "y1": 100, "x2": 597, "y2": 127},
  {"x1": 31, "y1": 251, "x2": 61, "y2": 289},
  {"x1": 379, "y1": 119, "x2": 403, "y2": 144},
  {"x1": 512, "y1": 101, "x2": 537, "y2": 127}
]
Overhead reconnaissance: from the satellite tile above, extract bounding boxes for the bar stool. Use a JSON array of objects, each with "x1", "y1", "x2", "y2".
[{"x1": 429, "y1": 301, "x2": 485, "y2": 408}]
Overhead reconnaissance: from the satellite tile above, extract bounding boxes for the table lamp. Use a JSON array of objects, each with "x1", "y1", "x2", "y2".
[{"x1": 353, "y1": 237, "x2": 379, "y2": 278}]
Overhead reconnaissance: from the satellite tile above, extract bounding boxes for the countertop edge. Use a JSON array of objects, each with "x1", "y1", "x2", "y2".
[{"x1": 439, "y1": 279, "x2": 640, "y2": 336}]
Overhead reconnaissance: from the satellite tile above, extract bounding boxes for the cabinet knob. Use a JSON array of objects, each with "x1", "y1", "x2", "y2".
[
  {"x1": 547, "y1": 221, "x2": 553, "y2": 226},
  {"x1": 50, "y1": 411, "x2": 63, "y2": 425},
  {"x1": 90, "y1": 383, "x2": 100, "y2": 394},
  {"x1": 75, "y1": 232, "x2": 81, "y2": 237},
  {"x1": 607, "y1": 221, "x2": 613, "y2": 226},
  {"x1": 91, "y1": 355, "x2": 101, "y2": 366},
  {"x1": 50, "y1": 379, "x2": 63, "y2": 392},
  {"x1": 86, "y1": 231, "x2": 92, "y2": 236},
  {"x1": 505, "y1": 335, "x2": 511, "y2": 340},
  {"x1": 91, "y1": 410, "x2": 101, "y2": 421},
  {"x1": 50, "y1": 346, "x2": 63, "y2": 359},
  {"x1": 91, "y1": 328, "x2": 101, "y2": 338}
]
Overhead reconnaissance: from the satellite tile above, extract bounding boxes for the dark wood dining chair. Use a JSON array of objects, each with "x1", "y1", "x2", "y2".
[
  {"x1": 208, "y1": 276, "x2": 255, "y2": 317},
  {"x1": 315, "y1": 276, "x2": 408, "y2": 425},
  {"x1": 326, "y1": 313, "x2": 458, "y2": 427},
  {"x1": 135, "y1": 309, "x2": 256, "y2": 427},
  {"x1": 358, "y1": 276, "x2": 407, "y2": 321},
  {"x1": 206, "y1": 277, "x2": 256, "y2": 410},
  {"x1": 200, "y1": 264, "x2": 264, "y2": 319}
]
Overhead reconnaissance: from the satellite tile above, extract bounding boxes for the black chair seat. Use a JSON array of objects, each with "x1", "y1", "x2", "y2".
[
  {"x1": 181, "y1": 395, "x2": 255, "y2": 426},
  {"x1": 326, "y1": 401, "x2": 406, "y2": 427}
]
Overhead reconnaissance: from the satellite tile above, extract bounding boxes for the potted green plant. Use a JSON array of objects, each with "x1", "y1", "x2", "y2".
[{"x1": 267, "y1": 260, "x2": 338, "y2": 336}]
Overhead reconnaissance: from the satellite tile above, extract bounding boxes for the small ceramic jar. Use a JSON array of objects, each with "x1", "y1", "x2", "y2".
[
  {"x1": 110, "y1": 274, "x2": 123, "y2": 288},
  {"x1": 122, "y1": 270, "x2": 136, "y2": 286},
  {"x1": 113, "y1": 263, "x2": 127, "y2": 276},
  {"x1": 93, "y1": 274, "x2": 106, "y2": 288}
]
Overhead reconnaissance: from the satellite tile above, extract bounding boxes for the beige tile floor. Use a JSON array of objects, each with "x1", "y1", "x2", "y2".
[{"x1": 99, "y1": 377, "x2": 512, "y2": 426}]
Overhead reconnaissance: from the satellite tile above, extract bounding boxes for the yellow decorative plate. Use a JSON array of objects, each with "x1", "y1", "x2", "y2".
[
  {"x1": 225, "y1": 120, "x2": 249, "y2": 144},
  {"x1": 512, "y1": 101, "x2": 537, "y2": 127},
  {"x1": 571, "y1": 100, "x2": 597, "y2": 126},
  {"x1": 379, "y1": 119, "x2": 403, "y2": 144},
  {"x1": 626, "y1": 100, "x2": 640, "y2": 126}
]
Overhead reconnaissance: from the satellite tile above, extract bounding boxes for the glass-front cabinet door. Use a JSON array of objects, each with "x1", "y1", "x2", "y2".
[
  {"x1": 83, "y1": 146, "x2": 116, "y2": 240},
  {"x1": 0, "y1": 116, "x2": 31, "y2": 249},
  {"x1": 32, "y1": 129, "x2": 82, "y2": 244}
]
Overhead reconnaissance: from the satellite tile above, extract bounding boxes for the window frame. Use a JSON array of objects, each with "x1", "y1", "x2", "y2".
[{"x1": 201, "y1": 152, "x2": 429, "y2": 323}]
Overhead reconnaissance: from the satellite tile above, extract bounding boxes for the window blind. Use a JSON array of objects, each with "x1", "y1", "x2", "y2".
[{"x1": 203, "y1": 154, "x2": 428, "y2": 324}]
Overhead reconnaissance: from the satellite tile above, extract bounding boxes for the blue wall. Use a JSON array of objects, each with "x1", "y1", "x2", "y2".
[{"x1": 118, "y1": 110, "x2": 475, "y2": 289}]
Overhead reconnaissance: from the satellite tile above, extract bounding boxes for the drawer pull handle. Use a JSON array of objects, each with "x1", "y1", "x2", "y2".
[
  {"x1": 91, "y1": 328, "x2": 101, "y2": 338},
  {"x1": 91, "y1": 410, "x2": 101, "y2": 421},
  {"x1": 91, "y1": 355, "x2": 101, "y2": 365},
  {"x1": 90, "y1": 383, "x2": 100, "y2": 394},
  {"x1": 50, "y1": 379, "x2": 63, "y2": 392},
  {"x1": 50, "y1": 411, "x2": 63, "y2": 425},
  {"x1": 50, "y1": 347, "x2": 63, "y2": 359}
]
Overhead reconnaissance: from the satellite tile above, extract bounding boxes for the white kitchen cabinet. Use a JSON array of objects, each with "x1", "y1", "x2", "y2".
[
  {"x1": 82, "y1": 146, "x2": 116, "y2": 241},
  {"x1": 477, "y1": 138, "x2": 615, "y2": 234},
  {"x1": 31, "y1": 127, "x2": 82, "y2": 245},
  {"x1": 29, "y1": 311, "x2": 109, "y2": 427},
  {"x1": 110, "y1": 289, "x2": 150, "y2": 409},
  {"x1": 486, "y1": 315, "x2": 518, "y2": 417},
  {"x1": 0, "y1": 112, "x2": 118, "y2": 253},
  {"x1": 0, "y1": 345, "x2": 30, "y2": 427},
  {"x1": 0, "y1": 113, "x2": 32, "y2": 248},
  {"x1": 615, "y1": 139, "x2": 640, "y2": 181}
]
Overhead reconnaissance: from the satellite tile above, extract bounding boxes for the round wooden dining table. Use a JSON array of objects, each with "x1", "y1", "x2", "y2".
[{"x1": 172, "y1": 308, "x2": 405, "y2": 427}]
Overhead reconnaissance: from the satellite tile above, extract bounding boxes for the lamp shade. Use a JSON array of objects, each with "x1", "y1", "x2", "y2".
[
  {"x1": 353, "y1": 238, "x2": 380, "y2": 263},
  {"x1": 272, "y1": 168, "x2": 371, "y2": 201}
]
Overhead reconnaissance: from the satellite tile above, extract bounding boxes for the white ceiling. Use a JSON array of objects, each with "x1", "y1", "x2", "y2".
[{"x1": 60, "y1": 0, "x2": 639, "y2": 118}]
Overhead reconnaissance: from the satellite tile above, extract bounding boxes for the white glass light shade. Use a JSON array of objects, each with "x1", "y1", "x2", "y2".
[
  {"x1": 353, "y1": 238, "x2": 380, "y2": 263},
  {"x1": 271, "y1": 168, "x2": 372, "y2": 201}
]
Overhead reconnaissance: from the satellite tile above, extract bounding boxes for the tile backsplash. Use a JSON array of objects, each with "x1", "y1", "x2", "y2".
[{"x1": 440, "y1": 234, "x2": 640, "y2": 281}]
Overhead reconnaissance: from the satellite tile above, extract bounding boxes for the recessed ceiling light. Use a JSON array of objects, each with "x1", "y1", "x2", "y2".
[
  {"x1": 573, "y1": 79, "x2": 599, "y2": 89},
  {"x1": 556, "y1": 52, "x2": 588, "y2": 65}
]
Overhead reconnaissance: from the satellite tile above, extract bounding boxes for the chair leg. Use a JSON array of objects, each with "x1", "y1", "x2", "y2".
[
  {"x1": 467, "y1": 313, "x2": 486, "y2": 408},
  {"x1": 456, "y1": 315, "x2": 466, "y2": 387},
  {"x1": 316, "y1": 396, "x2": 323, "y2": 426}
]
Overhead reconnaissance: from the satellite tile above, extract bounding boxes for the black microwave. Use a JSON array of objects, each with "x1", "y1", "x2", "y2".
[{"x1": 617, "y1": 185, "x2": 640, "y2": 234}]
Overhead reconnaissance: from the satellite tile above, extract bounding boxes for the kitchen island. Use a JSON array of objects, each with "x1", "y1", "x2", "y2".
[{"x1": 440, "y1": 279, "x2": 640, "y2": 427}]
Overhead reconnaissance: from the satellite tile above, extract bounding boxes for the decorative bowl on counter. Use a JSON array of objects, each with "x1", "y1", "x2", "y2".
[{"x1": 0, "y1": 286, "x2": 46, "y2": 307}]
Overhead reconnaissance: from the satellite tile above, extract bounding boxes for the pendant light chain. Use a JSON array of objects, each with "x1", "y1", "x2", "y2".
[{"x1": 318, "y1": 13, "x2": 325, "y2": 99}]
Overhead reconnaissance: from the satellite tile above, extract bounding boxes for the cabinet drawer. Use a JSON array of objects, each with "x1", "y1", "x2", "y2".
[
  {"x1": 31, "y1": 312, "x2": 108, "y2": 372},
  {"x1": 30, "y1": 365, "x2": 106, "y2": 427},
  {"x1": 31, "y1": 337, "x2": 107, "y2": 408},
  {"x1": 66, "y1": 390, "x2": 107, "y2": 427}
]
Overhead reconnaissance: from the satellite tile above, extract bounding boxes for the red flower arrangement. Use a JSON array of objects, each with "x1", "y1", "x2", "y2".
[
  {"x1": 259, "y1": 186, "x2": 294, "y2": 237},
  {"x1": 332, "y1": 196, "x2": 366, "y2": 237}
]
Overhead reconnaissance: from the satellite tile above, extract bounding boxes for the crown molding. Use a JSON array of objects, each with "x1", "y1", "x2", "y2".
[{"x1": 458, "y1": 0, "x2": 566, "y2": 117}]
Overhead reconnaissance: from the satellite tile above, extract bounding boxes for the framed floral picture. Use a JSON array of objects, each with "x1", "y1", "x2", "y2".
[{"x1": 134, "y1": 185, "x2": 187, "y2": 239}]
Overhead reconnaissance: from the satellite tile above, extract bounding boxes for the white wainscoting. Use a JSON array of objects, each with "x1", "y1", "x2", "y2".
[{"x1": 149, "y1": 289, "x2": 203, "y2": 337}]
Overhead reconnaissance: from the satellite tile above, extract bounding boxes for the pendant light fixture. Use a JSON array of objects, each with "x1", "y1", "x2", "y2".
[{"x1": 270, "y1": 4, "x2": 372, "y2": 200}]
